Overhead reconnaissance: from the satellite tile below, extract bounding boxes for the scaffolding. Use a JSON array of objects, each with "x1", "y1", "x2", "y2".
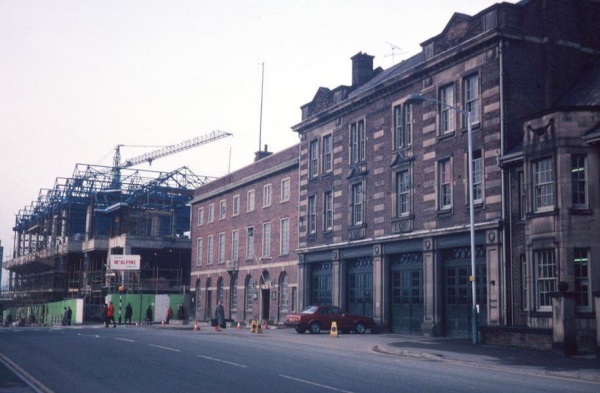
[{"x1": 2, "y1": 163, "x2": 212, "y2": 321}]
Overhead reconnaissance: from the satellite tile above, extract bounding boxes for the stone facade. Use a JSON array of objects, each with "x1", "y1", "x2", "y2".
[{"x1": 291, "y1": 0, "x2": 600, "y2": 340}]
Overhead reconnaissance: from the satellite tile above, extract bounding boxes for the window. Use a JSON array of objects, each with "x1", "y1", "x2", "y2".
[
  {"x1": 323, "y1": 191, "x2": 333, "y2": 231},
  {"x1": 280, "y1": 274, "x2": 289, "y2": 313},
  {"x1": 281, "y1": 178, "x2": 290, "y2": 202},
  {"x1": 232, "y1": 195, "x2": 240, "y2": 216},
  {"x1": 247, "y1": 190, "x2": 255, "y2": 212},
  {"x1": 472, "y1": 149, "x2": 483, "y2": 203},
  {"x1": 393, "y1": 104, "x2": 412, "y2": 149},
  {"x1": 208, "y1": 204, "x2": 215, "y2": 223},
  {"x1": 219, "y1": 200, "x2": 226, "y2": 220},
  {"x1": 280, "y1": 218, "x2": 289, "y2": 255},
  {"x1": 217, "y1": 278, "x2": 224, "y2": 302},
  {"x1": 309, "y1": 139, "x2": 319, "y2": 178},
  {"x1": 262, "y1": 222, "x2": 271, "y2": 258},
  {"x1": 218, "y1": 232, "x2": 225, "y2": 263},
  {"x1": 396, "y1": 170, "x2": 410, "y2": 216},
  {"x1": 464, "y1": 74, "x2": 480, "y2": 125},
  {"x1": 231, "y1": 229, "x2": 239, "y2": 261},
  {"x1": 197, "y1": 207, "x2": 204, "y2": 226},
  {"x1": 231, "y1": 276, "x2": 238, "y2": 312},
  {"x1": 350, "y1": 119, "x2": 366, "y2": 164},
  {"x1": 196, "y1": 238, "x2": 203, "y2": 266},
  {"x1": 520, "y1": 254, "x2": 528, "y2": 311},
  {"x1": 518, "y1": 170, "x2": 526, "y2": 220},
  {"x1": 574, "y1": 248, "x2": 591, "y2": 311},
  {"x1": 351, "y1": 183, "x2": 363, "y2": 225},
  {"x1": 438, "y1": 158, "x2": 452, "y2": 210},
  {"x1": 440, "y1": 84, "x2": 455, "y2": 135},
  {"x1": 534, "y1": 249, "x2": 556, "y2": 311},
  {"x1": 246, "y1": 227, "x2": 254, "y2": 259},
  {"x1": 533, "y1": 158, "x2": 554, "y2": 211},
  {"x1": 207, "y1": 235, "x2": 214, "y2": 265},
  {"x1": 245, "y1": 276, "x2": 253, "y2": 312},
  {"x1": 323, "y1": 134, "x2": 333, "y2": 173},
  {"x1": 263, "y1": 184, "x2": 272, "y2": 207},
  {"x1": 571, "y1": 155, "x2": 587, "y2": 208},
  {"x1": 307, "y1": 195, "x2": 316, "y2": 234}
]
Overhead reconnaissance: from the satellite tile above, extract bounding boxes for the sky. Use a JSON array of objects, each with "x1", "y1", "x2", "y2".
[{"x1": 0, "y1": 0, "x2": 516, "y2": 285}]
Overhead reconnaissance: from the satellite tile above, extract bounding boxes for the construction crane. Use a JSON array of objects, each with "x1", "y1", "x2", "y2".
[{"x1": 111, "y1": 130, "x2": 232, "y2": 188}]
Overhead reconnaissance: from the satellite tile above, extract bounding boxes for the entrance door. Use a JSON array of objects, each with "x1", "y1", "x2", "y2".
[
  {"x1": 391, "y1": 270, "x2": 423, "y2": 333},
  {"x1": 347, "y1": 258, "x2": 373, "y2": 317},
  {"x1": 443, "y1": 247, "x2": 487, "y2": 337},
  {"x1": 261, "y1": 289, "x2": 270, "y2": 320}
]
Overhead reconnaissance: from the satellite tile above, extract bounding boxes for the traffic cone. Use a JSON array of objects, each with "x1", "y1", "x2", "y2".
[
  {"x1": 194, "y1": 320, "x2": 199, "y2": 331},
  {"x1": 236, "y1": 322, "x2": 241, "y2": 330}
]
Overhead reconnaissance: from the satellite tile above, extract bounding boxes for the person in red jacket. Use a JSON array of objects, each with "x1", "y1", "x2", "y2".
[{"x1": 106, "y1": 301, "x2": 116, "y2": 328}]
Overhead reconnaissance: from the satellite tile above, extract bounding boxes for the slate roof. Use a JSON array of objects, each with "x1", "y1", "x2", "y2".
[{"x1": 557, "y1": 62, "x2": 600, "y2": 107}]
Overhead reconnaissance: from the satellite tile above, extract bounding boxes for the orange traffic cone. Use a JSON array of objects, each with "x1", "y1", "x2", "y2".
[
  {"x1": 236, "y1": 322, "x2": 241, "y2": 330},
  {"x1": 194, "y1": 320, "x2": 199, "y2": 331}
]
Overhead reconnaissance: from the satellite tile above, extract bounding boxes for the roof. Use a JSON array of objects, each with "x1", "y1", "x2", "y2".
[{"x1": 557, "y1": 62, "x2": 600, "y2": 107}]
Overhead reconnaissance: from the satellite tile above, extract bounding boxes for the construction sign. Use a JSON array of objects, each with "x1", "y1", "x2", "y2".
[
  {"x1": 109, "y1": 255, "x2": 141, "y2": 270},
  {"x1": 330, "y1": 321, "x2": 338, "y2": 338}
]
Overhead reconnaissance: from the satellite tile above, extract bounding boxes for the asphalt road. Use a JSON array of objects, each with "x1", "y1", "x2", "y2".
[{"x1": 1, "y1": 326, "x2": 598, "y2": 393}]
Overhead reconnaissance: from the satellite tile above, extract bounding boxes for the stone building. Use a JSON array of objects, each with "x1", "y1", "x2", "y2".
[
  {"x1": 291, "y1": 0, "x2": 600, "y2": 341},
  {"x1": 189, "y1": 145, "x2": 300, "y2": 324}
]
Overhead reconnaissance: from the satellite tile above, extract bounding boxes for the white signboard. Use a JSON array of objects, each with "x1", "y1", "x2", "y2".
[{"x1": 109, "y1": 254, "x2": 141, "y2": 270}]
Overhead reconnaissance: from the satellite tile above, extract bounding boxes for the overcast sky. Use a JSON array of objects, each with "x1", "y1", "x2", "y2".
[{"x1": 0, "y1": 0, "x2": 515, "y2": 284}]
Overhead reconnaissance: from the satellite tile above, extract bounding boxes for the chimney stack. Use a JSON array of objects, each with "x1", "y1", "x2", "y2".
[{"x1": 351, "y1": 52, "x2": 374, "y2": 87}]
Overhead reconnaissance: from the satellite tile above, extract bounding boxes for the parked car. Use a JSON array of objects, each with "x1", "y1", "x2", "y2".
[{"x1": 284, "y1": 305, "x2": 375, "y2": 334}]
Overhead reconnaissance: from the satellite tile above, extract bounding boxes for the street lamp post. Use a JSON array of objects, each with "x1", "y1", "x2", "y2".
[{"x1": 405, "y1": 94, "x2": 478, "y2": 345}]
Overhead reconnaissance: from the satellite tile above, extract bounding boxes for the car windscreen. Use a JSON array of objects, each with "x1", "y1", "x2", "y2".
[{"x1": 301, "y1": 306, "x2": 318, "y2": 314}]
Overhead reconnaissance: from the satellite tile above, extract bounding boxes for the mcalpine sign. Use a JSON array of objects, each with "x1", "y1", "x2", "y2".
[{"x1": 109, "y1": 255, "x2": 141, "y2": 270}]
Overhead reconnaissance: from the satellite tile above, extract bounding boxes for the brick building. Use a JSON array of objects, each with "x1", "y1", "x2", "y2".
[
  {"x1": 291, "y1": 0, "x2": 600, "y2": 341},
  {"x1": 189, "y1": 145, "x2": 300, "y2": 324}
]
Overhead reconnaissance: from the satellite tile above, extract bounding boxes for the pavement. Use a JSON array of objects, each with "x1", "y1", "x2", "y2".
[{"x1": 1, "y1": 322, "x2": 599, "y2": 392}]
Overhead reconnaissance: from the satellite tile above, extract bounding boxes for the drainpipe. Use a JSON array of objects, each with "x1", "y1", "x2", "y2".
[{"x1": 499, "y1": 39, "x2": 510, "y2": 326}]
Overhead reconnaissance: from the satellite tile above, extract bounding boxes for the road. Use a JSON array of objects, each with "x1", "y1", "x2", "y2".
[{"x1": 0, "y1": 325, "x2": 597, "y2": 393}]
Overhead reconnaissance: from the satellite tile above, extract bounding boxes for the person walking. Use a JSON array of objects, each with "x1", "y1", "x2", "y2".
[
  {"x1": 125, "y1": 303, "x2": 132, "y2": 324},
  {"x1": 107, "y1": 301, "x2": 116, "y2": 328},
  {"x1": 166, "y1": 306, "x2": 173, "y2": 324},
  {"x1": 215, "y1": 300, "x2": 225, "y2": 332},
  {"x1": 67, "y1": 306, "x2": 72, "y2": 326},
  {"x1": 146, "y1": 305, "x2": 153, "y2": 324},
  {"x1": 62, "y1": 307, "x2": 68, "y2": 326},
  {"x1": 102, "y1": 304, "x2": 108, "y2": 327}
]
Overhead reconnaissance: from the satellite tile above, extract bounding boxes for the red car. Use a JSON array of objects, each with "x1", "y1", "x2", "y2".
[{"x1": 284, "y1": 305, "x2": 375, "y2": 334}]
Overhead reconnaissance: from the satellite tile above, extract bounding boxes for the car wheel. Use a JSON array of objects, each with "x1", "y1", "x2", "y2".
[
  {"x1": 354, "y1": 322, "x2": 367, "y2": 334},
  {"x1": 295, "y1": 327, "x2": 306, "y2": 334},
  {"x1": 308, "y1": 322, "x2": 321, "y2": 334}
]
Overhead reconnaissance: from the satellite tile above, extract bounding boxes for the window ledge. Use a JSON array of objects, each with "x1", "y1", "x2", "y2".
[
  {"x1": 437, "y1": 131, "x2": 455, "y2": 142},
  {"x1": 436, "y1": 209, "x2": 453, "y2": 217},
  {"x1": 569, "y1": 208, "x2": 593, "y2": 215},
  {"x1": 527, "y1": 208, "x2": 558, "y2": 219}
]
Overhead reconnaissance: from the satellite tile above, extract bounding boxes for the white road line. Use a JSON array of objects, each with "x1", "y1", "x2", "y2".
[
  {"x1": 198, "y1": 355, "x2": 248, "y2": 368},
  {"x1": 280, "y1": 375, "x2": 354, "y2": 393},
  {"x1": 115, "y1": 338, "x2": 135, "y2": 342},
  {"x1": 149, "y1": 344, "x2": 180, "y2": 352},
  {"x1": 0, "y1": 352, "x2": 54, "y2": 393}
]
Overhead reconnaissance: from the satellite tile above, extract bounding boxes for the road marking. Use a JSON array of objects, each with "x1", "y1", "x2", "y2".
[
  {"x1": 115, "y1": 338, "x2": 135, "y2": 342},
  {"x1": 198, "y1": 355, "x2": 248, "y2": 368},
  {"x1": 149, "y1": 344, "x2": 180, "y2": 352},
  {"x1": 0, "y1": 352, "x2": 55, "y2": 393},
  {"x1": 280, "y1": 375, "x2": 354, "y2": 393}
]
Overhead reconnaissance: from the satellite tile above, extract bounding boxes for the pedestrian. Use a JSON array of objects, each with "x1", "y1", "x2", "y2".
[
  {"x1": 125, "y1": 303, "x2": 132, "y2": 324},
  {"x1": 102, "y1": 304, "x2": 108, "y2": 327},
  {"x1": 107, "y1": 301, "x2": 116, "y2": 328},
  {"x1": 67, "y1": 306, "x2": 72, "y2": 326},
  {"x1": 177, "y1": 304, "x2": 185, "y2": 320},
  {"x1": 146, "y1": 305, "x2": 153, "y2": 324},
  {"x1": 215, "y1": 300, "x2": 225, "y2": 332},
  {"x1": 166, "y1": 306, "x2": 173, "y2": 324},
  {"x1": 62, "y1": 307, "x2": 68, "y2": 326}
]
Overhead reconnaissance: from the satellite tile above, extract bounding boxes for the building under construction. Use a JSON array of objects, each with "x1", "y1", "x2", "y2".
[{"x1": 1, "y1": 131, "x2": 230, "y2": 322}]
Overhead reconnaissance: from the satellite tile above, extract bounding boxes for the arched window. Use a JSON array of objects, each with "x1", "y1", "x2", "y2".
[
  {"x1": 279, "y1": 273, "x2": 289, "y2": 313},
  {"x1": 231, "y1": 275, "x2": 238, "y2": 315},
  {"x1": 217, "y1": 277, "x2": 224, "y2": 303},
  {"x1": 205, "y1": 278, "x2": 212, "y2": 320}
]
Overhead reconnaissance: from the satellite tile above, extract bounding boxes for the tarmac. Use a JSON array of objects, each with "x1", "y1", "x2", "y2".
[{"x1": 1, "y1": 322, "x2": 599, "y2": 391}]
